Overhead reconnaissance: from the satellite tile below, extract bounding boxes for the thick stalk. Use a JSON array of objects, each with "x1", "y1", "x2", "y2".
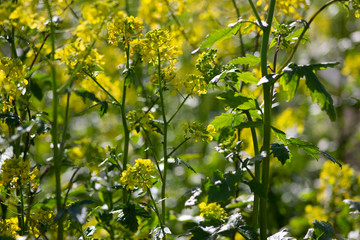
[
  {"x1": 259, "y1": 0, "x2": 276, "y2": 239},
  {"x1": 157, "y1": 51, "x2": 168, "y2": 231},
  {"x1": 44, "y1": 0, "x2": 64, "y2": 238},
  {"x1": 121, "y1": 46, "x2": 131, "y2": 203}
]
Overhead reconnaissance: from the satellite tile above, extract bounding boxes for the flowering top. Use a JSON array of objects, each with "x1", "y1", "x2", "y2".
[
  {"x1": 126, "y1": 110, "x2": 156, "y2": 133},
  {"x1": 198, "y1": 202, "x2": 227, "y2": 221},
  {"x1": 0, "y1": 57, "x2": 28, "y2": 112},
  {"x1": 120, "y1": 159, "x2": 157, "y2": 192},
  {"x1": 0, "y1": 158, "x2": 39, "y2": 191},
  {"x1": 184, "y1": 122, "x2": 216, "y2": 142},
  {"x1": 141, "y1": 29, "x2": 178, "y2": 68},
  {"x1": 0, "y1": 218, "x2": 20, "y2": 238},
  {"x1": 107, "y1": 12, "x2": 144, "y2": 46}
]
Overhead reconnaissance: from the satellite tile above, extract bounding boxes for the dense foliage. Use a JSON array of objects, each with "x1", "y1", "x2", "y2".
[{"x1": 0, "y1": 0, "x2": 359, "y2": 239}]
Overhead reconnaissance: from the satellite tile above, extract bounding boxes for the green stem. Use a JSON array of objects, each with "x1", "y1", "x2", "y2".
[
  {"x1": 278, "y1": 0, "x2": 342, "y2": 72},
  {"x1": 147, "y1": 188, "x2": 166, "y2": 238},
  {"x1": 121, "y1": 46, "x2": 131, "y2": 204},
  {"x1": 259, "y1": 0, "x2": 276, "y2": 239},
  {"x1": 44, "y1": 1, "x2": 63, "y2": 239},
  {"x1": 231, "y1": 0, "x2": 246, "y2": 58},
  {"x1": 247, "y1": 0, "x2": 264, "y2": 28},
  {"x1": 168, "y1": 94, "x2": 190, "y2": 124},
  {"x1": 157, "y1": 51, "x2": 168, "y2": 232},
  {"x1": 245, "y1": 111, "x2": 260, "y2": 228}
]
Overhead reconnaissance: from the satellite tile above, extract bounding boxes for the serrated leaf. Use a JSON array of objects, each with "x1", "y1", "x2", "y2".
[
  {"x1": 244, "y1": 179, "x2": 267, "y2": 199},
  {"x1": 211, "y1": 69, "x2": 240, "y2": 85},
  {"x1": 0, "y1": 113, "x2": 20, "y2": 127},
  {"x1": 237, "y1": 225, "x2": 259, "y2": 240},
  {"x1": 268, "y1": 228, "x2": 295, "y2": 240},
  {"x1": 280, "y1": 62, "x2": 338, "y2": 121},
  {"x1": 237, "y1": 72, "x2": 259, "y2": 84},
  {"x1": 174, "y1": 157, "x2": 197, "y2": 173},
  {"x1": 68, "y1": 200, "x2": 94, "y2": 225},
  {"x1": 271, "y1": 127, "x2": 287, "y2": 144},
  {"x1": 343, "y1": 199, "x2": 360, "y2": 214},
  {"x1": 312, "y1": 220, "x2": 334, "y2": 240},
  {"x1": 151, "y1": 226, "x2": 172, "y2": 240},
  {"x1": 233, "y1": 120, "x2": 263, "y2": 129},
  {"x1": 229, "y1": 54, "x2": 261, "y2": 67},
  {"x1": 84, "y1": 226, "x2": 96, "y2": 237},
  {"x1": 208, "y1": 170, "x2": 242, "y2": 203},
  {"x1": 114, "y1": 203, "x2": 138, "y2": 232},
  {"x1": 271, "y1": 143, "x2": 291, "y2": 165},
  {"x1": 185, "y1": 187, "x2": 202, "y2": 207},
  {"x1": 211, "y1": 113, "x2": 244, "y2": 131},
  {"x1": 200, "y1": 20, "x2": 242, "y2": 49},
  {"x1": 303, "y1": 70, "x2": 336, "y2": 121},
  {"x1": 319, "y1": 151, "x2": 341, "y2": 168},
  {"x1": 287, "y1": 138, "x2": 319, "y2": 160},
  {"x1": 217, "y1": 92, "x2": 257, "y2": 110}
]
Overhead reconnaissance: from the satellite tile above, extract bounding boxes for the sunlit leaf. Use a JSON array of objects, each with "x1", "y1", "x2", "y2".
[
  {"x1": 237, "y1": 72, "x2": 259, "y2": 84},
  {"x1": 217, "y1": 92, "x2": 257, "y2": 110},
  {"x1": 200, "y1": 20, "x2": 243, "y2": 49},
  {"x1": 229, "y1": 54, "x2": 261, "y2": 66}
]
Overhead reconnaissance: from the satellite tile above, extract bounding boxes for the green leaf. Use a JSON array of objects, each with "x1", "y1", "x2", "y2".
[
  {"x1": 236, "y1": 72, "x2": 259, "y2": 84},
  {"x1": 303, "y1": 69, "x2": 336, "y2": 121},
  {"x1": 211, "y1": 68, "x2": 240, "y2": 85},
  {"x1": 200, "y1": 20, "x2": 242, "y2": 49},
  {"x1": 312, "y1": 220, "x2": 334, "y2": 240},
  {"x1": 258, "y1": 73, "x2": 281, "y2": 86},
  {"x1": 113, "y1": 204, "x2": 138, "y2": 232},
  {"x1": 271, "y1": 143, "x2": 291, "y2": 165},
  {"x1": 173, "y1": 157, "x2": 197, "y2": 173},
  {"x1": 319, "y1": 151, "x2": 342, "y2": 168},
  {"x1": 217, "y1": 92, "x2": 257, "y2": 110},
  {"x1": 68, "y1": 199, "x2": 94, "y2": 225},
  {"x1": 151, "y1": 226, "x2": 172, "y2": 240},
  {"x1": 237, "y1": 225, "x2": 259, "y2": 240},
  {"x1": 343, "y1": 199, "x2": 360, "y2": 214},
  {"x1": 244, "y1": 179, "x2": 267, "y2": 199},
  {"x1": 135, "y1": 204, "x2": 152, "y2": 218},
  {"x1": 208, "y1": 170, "x2": 242, "y2": 203},
  {"x1": 84, "y1": 226, "x2": 96, "y2": 237},
  {"x1": 271, "y1": 127, "x2": 287, "y2": 144},
  {"x1": 30, "y1": 80, "x2": 44, "y2": 100},
  {"x1": 280, "y1": 63, "x2": 301, "y2": 101},
  {"x1": 280, "y1": 62, "x2": 339, "y2": 121},
  {"x1": 268, "y1": 228, "x2": 294, "y2": 240},
  {"x1": 210, "y1": 113, "x2": 244, "y2": 130},
  {"x1": 287, "y1": 138, "x2": 320, "y2": 160},
  {"x1": 229, "y1": 54, "x2": 261, "y2": 67},
  {"x1": 0, "y1": 112, "x2": 20, "y2": 127},
  {"x1": 233, "y1": 120, "x2": 263, "y2": 129}
]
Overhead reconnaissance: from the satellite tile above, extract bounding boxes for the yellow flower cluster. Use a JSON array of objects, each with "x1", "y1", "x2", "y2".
[
  {"x1": 0, "y1": 158, "x2": 39, "y2": 191},
  {"x1": 120, "y1": 159, "x2": 157, "y2": 191},
  {"x1": 199, "y1": 202, "x2": 227, "y2": 221},
  {"x1": 126, "y1": 110, "x2": 156, "y2": 133},
  {"x1": 319, "y1": 162, "x2": 355, "y2": 200},
  {"x1": 107, "y1": 12, "x2": 144, "y2": 47},
  {"x1": 29, "y1": 208, "x2": 57, "y2": 237},
  {"x1": 141, "y1": 29, "x2": 178, "y2": 69},
  {"x1": 0, "y1": 218, "x2": 20, "y2": 238},
  {"x1": 181, "y1": 74, "x2": 208, "y2": 96},
  {"x1": 304, "y1": 205, "x2": 328, "y2": 225},
  {"x1": 342, "y1": 53, "x2": 360, "y2": 81},
  {"x1": 257, "y1": 0, "x2": 308, "y2": 18},
  {"x1": 184, "y1": 122, "x2": 216, "y2": 142},
  {"x1": 0, "y1": 57, "x2": 28, "y2": 112},
  {"x1": 138, "y1": 0, "x2": 186, "y2": 27},
  {"x1": 55, "y1": 38, "x2": 104, "y2": 74}
]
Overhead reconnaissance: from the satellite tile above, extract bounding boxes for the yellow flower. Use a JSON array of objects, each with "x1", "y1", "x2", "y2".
[
  {"x1": 199, "y1": 202, "x2": 227, "y2": 221},
  {"x1": 184, "y1": 122, "x2": 215, "y2": 142},
  {"x1": 305, "y1": 205, "x2": 328, "y2": 225},
  {"x1": 120, "y1": 159, "x2": 157, "y2": 191},
  {"x1": 0, "y1": 218, "x2": 20, "y2": 238},
  {"x1": 342, "y1": 53, "x2": 360, "y2": 81},
  {"x1": 126, "y1": 110, "x2": 156, "y2": 133},
  {"x1": 107, "y1": 12, "x2": 144, "y2": 47}
]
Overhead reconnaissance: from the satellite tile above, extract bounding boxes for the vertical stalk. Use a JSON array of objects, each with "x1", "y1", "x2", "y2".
[
  {"x1": 157, "y1": 51, "x2": 168, "y2": 231},
  {"x1": 121, "y1": 46, "x2": 131, "y2": 203},
  {"x1": 259, "y1": 0, "x2": 276, "y2": 239},
  {"x1": 44, "y1": 0, "x2": 64, "y2": 239}
]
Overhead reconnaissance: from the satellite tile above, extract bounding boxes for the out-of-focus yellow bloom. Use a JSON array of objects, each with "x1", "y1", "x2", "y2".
[
  {"x1": 319, "y1": 162, "x2": 355, "y2": 201},
  {"x1": 0, "y1": 218, "x2": 20, "y2": 238},
  {"x1": 126, "y1": 110, "x2": 156, "y2": 133},
  {"x1": 305, "y1": 205, "x2": 328, "y2": 224},
  {"x1": 55, "y1": 38, "x2": 104, "y2": 75},
  {"x1": 184, "y1": 122, "x2": 215, "y2": 142},
  {"x1": 0, "y1": 158, "x2": 39, "y2": 191},
  {"x1": 180, "y1": 74, "x2": 208, "y2": 96},
  {"x1": 199, "y1": 202, "x2": 227, "y2": 221},
  {"x1": 273, "y1": 108, "x2": 304, "y2": 134},
  {"x1": 0, "y1": 57, "x2": 28, "y2": 112},
  {"x1": 257, "y1": 0, "x2": 308, "y2": 18},
  {"x1": 29, "y1": 208, "x2": 57, "y2": 237},
  {"x1": 120, "y1": 159, "x2": 157, "y2": 191},
  {"x1": 342, "y1": 53, "x2": 360, "y2": 81},
  {"x1": 138, "y1": 0, "x2": 186, "y2": 27},
  {"x1": 107, "y1": 12, "x2": 144, "y2": 47}
]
